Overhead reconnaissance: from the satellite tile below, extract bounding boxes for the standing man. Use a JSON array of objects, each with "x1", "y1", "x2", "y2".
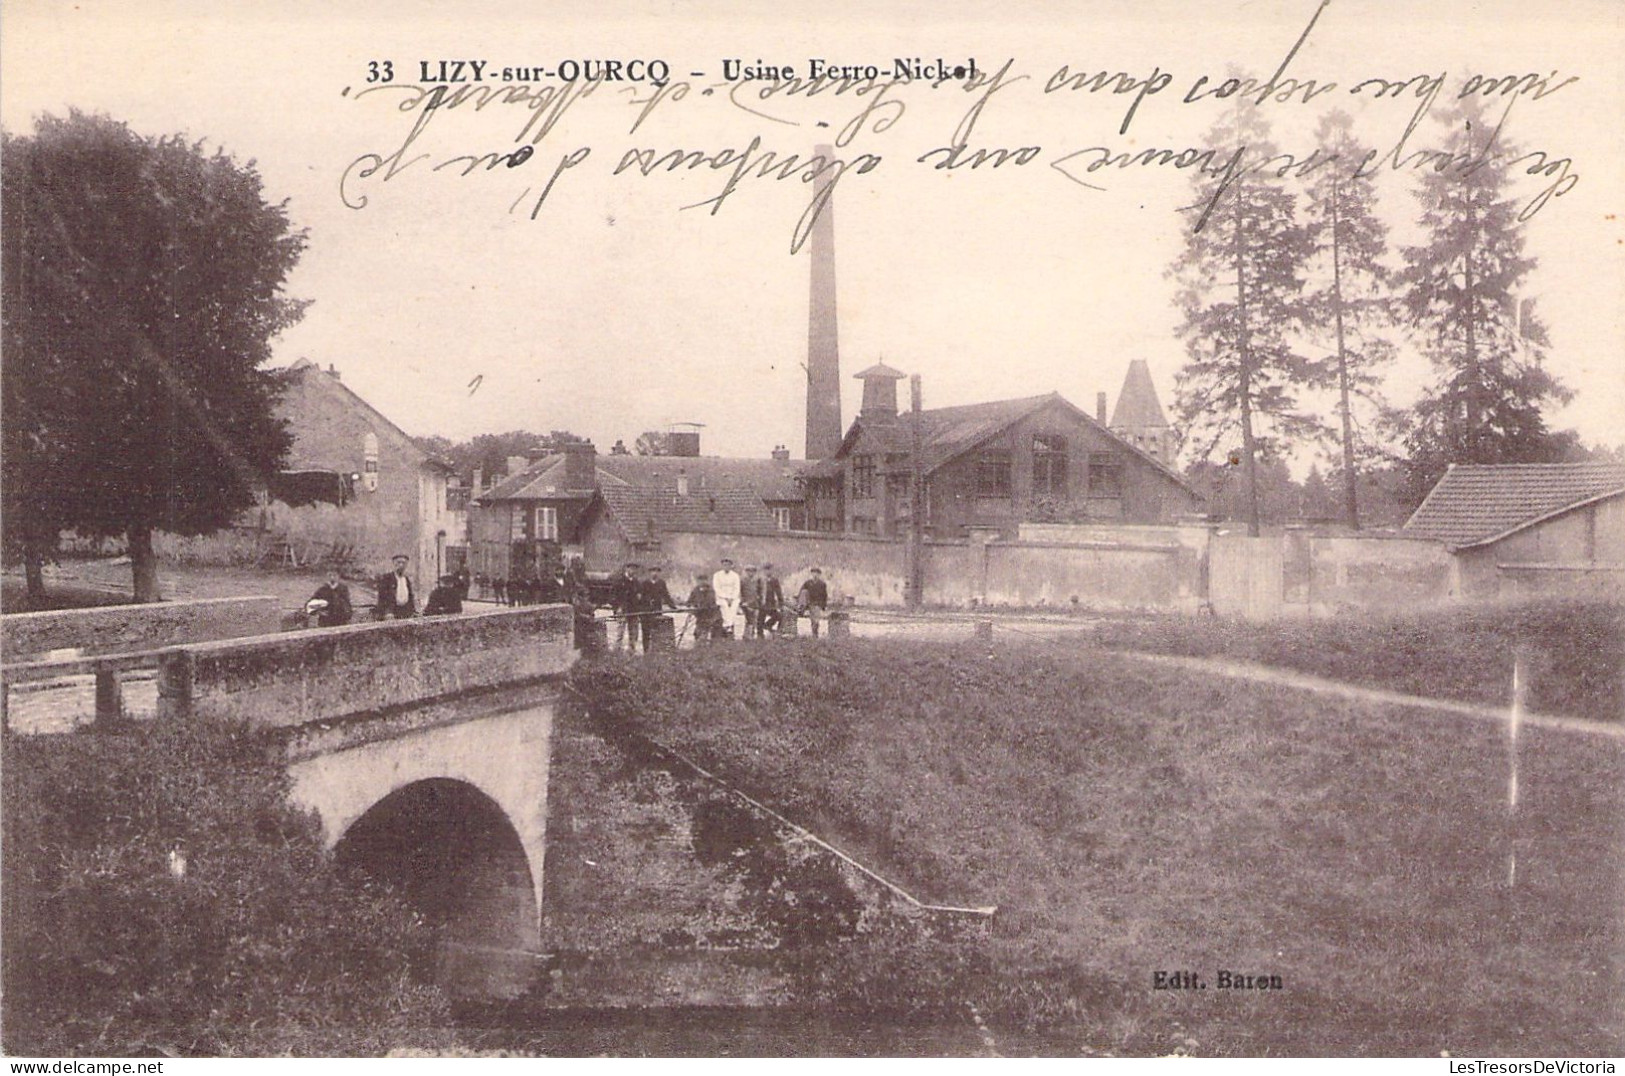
[
  {"x1": 712, "y1": 557, "x2": 742, "y2": 639},
  {"x1": 760, "y1": 564, "x2": 784, "y2": 638},
  {"x1": 375, "y1": 554, "x2": 417, "y2": 620},
  {"x1": 684, "y1": 571, "x2": 720, "y2": 646},
  {"x1": 634, "y1": 565, "x2": 679, "y2": 653},
  {"x1": 740, "y1": 564, "x2": 762, "y2": 640},
  {"x1": 797, "y1": 567, "x2": 829, "y2": 638},
  {"x1": 611, "y1": 561, "x2": 639, "y2": 652}
]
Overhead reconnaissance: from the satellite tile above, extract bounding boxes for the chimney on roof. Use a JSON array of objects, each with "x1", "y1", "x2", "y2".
[
  {"x1": 805, "y1": 143, "x2": 843, "y2": 461},
  {"x1": 771, "y1": 444, "x2": 790, "y2": 462},
  {"x1": 1096, "y1": 392, "x2": 1107, "y2": 423},
  {"x1": 327, "y1": 364, "x2": 341, "y2": 380},
  {"x1": 472, "y1": 467, "x2": 483, "y2": 492},
  {"x1": 677, "y1": 469, "x2": 690, "y2": 496},
  {"x1": 562, "y1": 440, "x2": 597, "y2": 490}
]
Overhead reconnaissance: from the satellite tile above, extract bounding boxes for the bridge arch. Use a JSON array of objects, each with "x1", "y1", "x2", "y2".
[{"x1": 336, "y1": 777, "x2": 537, "y2": 997}]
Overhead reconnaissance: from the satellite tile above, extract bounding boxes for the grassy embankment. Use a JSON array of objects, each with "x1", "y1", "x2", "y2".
[
  {"x1": 2, "y1": 719, "x2": 459, "y2": 1057},
  {"x1": 1087, "y1": 599, "x2": 1623, "y2": 723},
  {"x1": 572, "y1": 637, "x2": 1625, "y2": 1056}
]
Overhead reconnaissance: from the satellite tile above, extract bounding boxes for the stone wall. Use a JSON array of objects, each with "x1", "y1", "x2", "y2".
[
  {"x1": 158, "y1": 604, "x2": 573, "y2": 729},
  {"x1": 1306, "y1": 535, "x2": 1454, "y2": 614},
  {"x1": 2, "y1": 596, "x2": 282, "y2": 661}
]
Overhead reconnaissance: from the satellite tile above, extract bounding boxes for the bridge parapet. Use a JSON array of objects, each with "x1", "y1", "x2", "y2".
[{"x1": 158, "y1": 604, "x2": 574, "y2": 730}]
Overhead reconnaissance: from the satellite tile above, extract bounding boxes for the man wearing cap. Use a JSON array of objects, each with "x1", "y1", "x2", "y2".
[
  {"x1": 423, "y1": 574, "x2": 464, "y2": 616},
  {"x1": 712, "y1": 557, "x2": 742, "y2": 639},
  {"x1": 797, "y1": 567, "x2": 829, "y2": 637},
  {"x1": 375, "y1": 554, "x2": 417, "y2": 620},
  {"x1": 633, "y1": 565, "x2": 680, "y2": 653},
  {"x1": 760, "y1": 564, "x2": 784, "y2": 637}
]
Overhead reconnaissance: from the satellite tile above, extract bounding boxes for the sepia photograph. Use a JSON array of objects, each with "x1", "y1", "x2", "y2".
[{"x1": 1, "y1": 0, "x2": 1621, "y2": 1061}]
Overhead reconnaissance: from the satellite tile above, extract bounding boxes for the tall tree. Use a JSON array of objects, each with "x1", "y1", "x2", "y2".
[
  {"x1": 3, "y1": 112, "x2": 305, "y2": 601},
  {"x1": 1395, "y1": 95, "x2": 1573, "y2": 503},
  {"x1": 1303, "y1": 110, "x2": 1396, "y2": 530},
  {"x1": 1170, "y1": 97, "x2": 1321, "y2": 535}
]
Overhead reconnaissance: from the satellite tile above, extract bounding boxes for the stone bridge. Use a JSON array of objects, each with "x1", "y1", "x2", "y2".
[{"x1": 153, "y1": 604, "x2": 576, "y2": 998}]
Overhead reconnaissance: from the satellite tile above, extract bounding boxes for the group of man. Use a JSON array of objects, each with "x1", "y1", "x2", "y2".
[
  {"x1": 308, "y1": 553, "x2": 835, "y2": 654},
  {"x1": 306, "y1": 553, "x2": 466, "y2": 627},
  {"x1": 604, "y1": 557, "x2": 831, "y2": 653}
]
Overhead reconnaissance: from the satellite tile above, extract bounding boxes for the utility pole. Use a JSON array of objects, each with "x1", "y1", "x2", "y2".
[{"x1": 907, "y1": 373, "x2": 925, "y2": 608}]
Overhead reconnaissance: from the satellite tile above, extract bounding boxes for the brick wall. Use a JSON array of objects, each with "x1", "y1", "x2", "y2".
[{"x1": 2, "y1": 596, "x2": 282, "y2": 661}]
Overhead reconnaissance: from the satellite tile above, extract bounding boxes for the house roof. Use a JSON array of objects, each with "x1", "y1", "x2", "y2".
[
  {"x1": 281, "y1": 360, "x2": 453, "y2": 472},
  {"x1": 478, "y1": 453, "x2": 622, "y2": 501},
  {"x1": 1110, "y1": 359, "x2": 1170, "y2": 429},
  {"x1": 478, "y1": 451, "x2": 807, "y2": 503},
  {"x1": 832, "y1": 391, "x2": 1198, "y2": 493},
  {"x1": 596, "y1": 485, "x2": 780, "y2": 541},
  {"x1": 1404, "y1": 462, "x2": 1625, "y2": 548},
  {"x1": 595, "y1": 454, "x2": 806, "y2": 502}
]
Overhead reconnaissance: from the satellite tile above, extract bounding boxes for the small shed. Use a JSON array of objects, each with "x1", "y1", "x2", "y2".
[{"x1": 1403, "y1": 462, "x2": 1625, "y2": 599}]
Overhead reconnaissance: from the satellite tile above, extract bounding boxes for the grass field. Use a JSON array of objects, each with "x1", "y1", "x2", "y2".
[
  {"x1": 1088, "y1": 600, "x2": 1624, "y2": 724},
  {"x1": 572, "y1": 639, "x2": 1625, "y2": 1056}
]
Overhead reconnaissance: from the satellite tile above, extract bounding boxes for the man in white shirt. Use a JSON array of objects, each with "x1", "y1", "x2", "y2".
[
  {"x1": 711, "y1": 557, "x2": 742, "y2": 639},
  {"x1": 375, "y1": 553, "x2": 417, "y2": 619}
]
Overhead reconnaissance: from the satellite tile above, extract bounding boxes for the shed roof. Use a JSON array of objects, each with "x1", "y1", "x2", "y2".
[{"x1": 1403, "y1": 462, "x2": 1625, "y2": 548}]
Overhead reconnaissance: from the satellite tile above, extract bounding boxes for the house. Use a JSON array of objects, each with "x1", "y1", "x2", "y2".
[
  {"x1": 468, "y1": 441, "x2": 600, "y2": 583},
  {"x1": 595, "y1": 449, "x2": 807, "y2": 531},
  {"x1": 468, "y1": 438, "x2": 796, "y2": 579},
  {"x1": 578, "y1": 486, "x2": 780, "y2": 568},
  {"x1": 1403, "y1": 462, "x2": 1625, "y2": 598},
  {"x1": 801, "y1": 364, "x2": 1204, "y2": 539},
  {"x1": 273, "y1": 360, "x2": 454, "y2": 588}
]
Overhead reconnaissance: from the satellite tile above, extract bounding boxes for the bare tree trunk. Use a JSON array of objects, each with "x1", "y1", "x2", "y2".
[
  {"x1": 128, "y1": 524, "x2": 162, "y2": 602},
  {"x1": 1235, "y1": 178, "x2": 1262, "y2": 538},
  {"x1": 1330, "y1": 177, "x2": 1361, "y2": 531}
]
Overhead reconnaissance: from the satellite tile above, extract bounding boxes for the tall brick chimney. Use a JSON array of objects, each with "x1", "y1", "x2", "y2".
[
  {"x1": 561, "y1": 441, "x2": 596, "y2": 491},
  {"x1": 1096, "y1": 392, "x2": 1108, "y2": 424},
  {"x1": 805, "y1": 143, "x2": 843, "y2": 461}
]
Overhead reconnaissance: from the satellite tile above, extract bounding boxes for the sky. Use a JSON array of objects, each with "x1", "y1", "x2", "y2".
[{"x1": 4, "y1": 0, "x2": 1621, "y2": 466}]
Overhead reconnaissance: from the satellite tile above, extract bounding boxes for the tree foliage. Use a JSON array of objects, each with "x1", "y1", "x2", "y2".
[
  {"x1": 1394, "y1": 95, "x2": 1574, "y2": 503},
  {"x1": 1170, "y1": 97, "x2": 1322, "y2": 535},
  {"x1": 418, "y1": 429, "x2": 589, "y2": 486},
  {"x1": 1, "y1": 111, "x2": 305, "y2": 600},
  {"x1": 634, "y1": 430, "x2": 673, "y2": 456}
]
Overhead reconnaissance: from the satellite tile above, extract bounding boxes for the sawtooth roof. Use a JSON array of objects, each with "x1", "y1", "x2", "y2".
[{"x1": 1403, "y1": 462, "x2": 1625, "y2": 548}]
